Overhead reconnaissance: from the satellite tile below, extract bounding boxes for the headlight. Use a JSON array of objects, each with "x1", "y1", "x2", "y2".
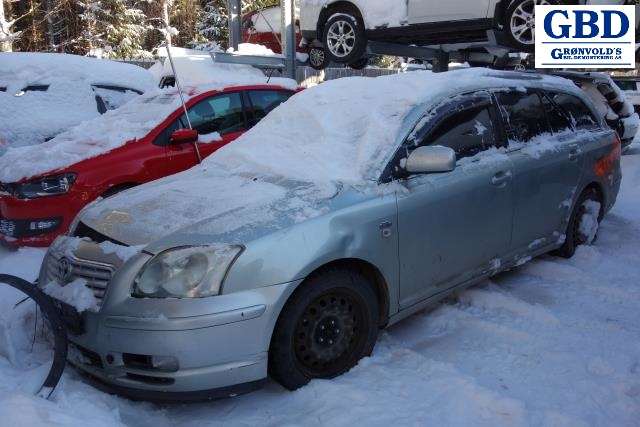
[
  {"x1": 133, "y1": 245, "x2": 243, "y2": 298},
  {"x1": 15, "y1": 173, "x2": 77, "y2": 199}
]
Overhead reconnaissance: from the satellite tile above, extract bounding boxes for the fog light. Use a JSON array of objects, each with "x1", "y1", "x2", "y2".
[{"x1": 151, "y1": 355, "x2": 179, "y2": 372}]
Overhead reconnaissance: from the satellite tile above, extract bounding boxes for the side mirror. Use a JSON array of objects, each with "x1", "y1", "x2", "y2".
[
  {"x1": 406, "y1": 146, "x2": 456, "y2": 174},
  {"x1": 169, "y1": 128, "x2": 198, "y2": 145}
]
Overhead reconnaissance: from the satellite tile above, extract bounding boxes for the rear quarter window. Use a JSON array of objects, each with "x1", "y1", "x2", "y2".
[{"x1": 551, "y1": 92, "x2": 600, "y2": 130}]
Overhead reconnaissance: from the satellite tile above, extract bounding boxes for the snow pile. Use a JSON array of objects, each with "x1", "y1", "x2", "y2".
[
  {"x1": 579, "y1": 200, "x2": 601, "y2": 244},
  {"x1": 41, "y1": 279, "x2": 98, "y2": 313},
  {"x1": 0, "y1": 53, "x2": 155, "y2": 152},
  {"x1": 228, "y1": 43, "x2": 280, "y2": 57}
]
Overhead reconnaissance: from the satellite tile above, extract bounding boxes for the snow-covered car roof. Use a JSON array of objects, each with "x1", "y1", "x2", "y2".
[
  {"x1": 0, "y1": 52, "x2": 155, "y2": 92},
  {"x1": 0, "y1": 78, "x2": 297, "y2": 183},
  {"x1": 0, "y1": 53, "x2": 156, "y2": 153},
  {"x1": 203, "y1": 68, "x2": 589, "y2": 186}
]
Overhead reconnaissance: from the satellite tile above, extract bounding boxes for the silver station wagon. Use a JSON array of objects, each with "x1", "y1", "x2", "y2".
[{"x1": 40, "y1": 69, "x2": 621, "y2": 400}]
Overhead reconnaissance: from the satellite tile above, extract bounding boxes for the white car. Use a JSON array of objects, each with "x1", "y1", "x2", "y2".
[
  {"x1": 0, "y1": 53, "x2": 156, "y2": 155},
  {"x1": 554, "y1": 71, "x2": 640, "y2": 150},
  {"x1": 613, "y1": 77, "x2": 640, "y2": 115},
  {"x1": 300, "y1": 0, "x2": 638, "y2": 65}
]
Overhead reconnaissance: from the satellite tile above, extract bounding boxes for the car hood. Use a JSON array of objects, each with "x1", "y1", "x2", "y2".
[{"x1": 77, "y1": 166, "x2": 341, "y2": 252}]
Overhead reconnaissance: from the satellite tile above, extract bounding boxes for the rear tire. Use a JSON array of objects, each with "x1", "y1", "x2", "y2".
[
  {"x1": 269, "y1": 267, "x2": 379, "y2": 390},
  {"x1": 322, "y1": 13, "x2": 367, "y2": 64},
  {"x1": 504, "y1": 0, "x2": 559, "y2": 53},
  {"x1": 308, "y1": 46, "x2": 329, "y2": 70},
  {"x1": 555, "y1": 187, "x2": 602, "y2": 258}
]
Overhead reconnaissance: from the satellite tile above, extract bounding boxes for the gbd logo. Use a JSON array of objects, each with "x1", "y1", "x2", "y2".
[
  {"x1": 543, "y1": 10, "x2": 630, "y2": 38},
  {"x1": 535, "y1": 5, "x2": 636, "y2": 69}
]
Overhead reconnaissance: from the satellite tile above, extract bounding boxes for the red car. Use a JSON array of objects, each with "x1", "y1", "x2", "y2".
[
  {"x1": 242, "y1": 7, "x2": 304, "y2": 55},
  {"x1": 0, "y1": 83, "x2": 296, "y2": 247}
]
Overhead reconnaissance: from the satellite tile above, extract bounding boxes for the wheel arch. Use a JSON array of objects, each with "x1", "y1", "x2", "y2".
[
  {"x1": 317, "y1": 1, "x2": 363, "y2": 37},
  {"x1": 295, "y1": 257, "x2": 390, "y2": 329},
  {"x1": 580, "y1": 181, "x2": 605, "y2": 220}
]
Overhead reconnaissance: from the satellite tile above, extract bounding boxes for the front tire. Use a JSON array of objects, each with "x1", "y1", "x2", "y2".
[
  {"x1": 269, "y1": 267, "x2": 379, "y2": 390},
  {"x1": 322, "y1": 13, "x2": 367, "y2": 64},
  {"x1": 504, "y1": 0, "x2": 557, "y2": 53},
  {"x1": 556, "y1": 187, "x2": 603, "y2": 258}
]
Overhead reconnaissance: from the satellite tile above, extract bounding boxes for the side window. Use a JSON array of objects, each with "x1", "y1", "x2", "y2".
[
  {"x1": 496, "y1": 92, "x2": 549, "y2": 142},
  {"x1": 187, "y1": 92, "x2": 246, "y2": 135},
  {"x1": 551, "y1": 92, "x2": 600, "y2": 130},
  {"x1": 152, "y1": 115, "x2": 188, "y2": 146},
  {"x1": 541, "y1": 94, "x2": 572, "y2": 133},
  {"x1": 422, "y1": 105, "x2": 496, "y2": 160},
  {"x1": 246, "y1": 90, "x2": 293, "y2": 126}
]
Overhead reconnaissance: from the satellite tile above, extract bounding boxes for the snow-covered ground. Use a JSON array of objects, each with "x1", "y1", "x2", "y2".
[{"x1": 1, "y1": 136, "x2": 639, "y2": 426}]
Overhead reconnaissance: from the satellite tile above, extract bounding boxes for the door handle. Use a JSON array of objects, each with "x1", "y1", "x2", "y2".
[{"x1": 491, "y1": 171, "x2": 512, "y2": 186}]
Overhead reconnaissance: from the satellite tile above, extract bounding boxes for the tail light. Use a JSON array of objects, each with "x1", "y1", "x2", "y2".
[{"x1": 594, "y1": 135, "x2": 621, "y2": 177}]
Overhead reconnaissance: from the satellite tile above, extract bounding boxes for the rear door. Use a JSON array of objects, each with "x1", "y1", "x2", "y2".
[
  {"x1": 394, "y1": 93, "x2": 514, "y2": 309},
  {"x1": 496, "y1": 90, "x2": 588, "y2": 256}
]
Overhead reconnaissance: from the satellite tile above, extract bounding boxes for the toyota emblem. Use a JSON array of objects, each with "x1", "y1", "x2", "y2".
[{"x1": 58, "y1": 257, "x2": 73, "y2": 283}]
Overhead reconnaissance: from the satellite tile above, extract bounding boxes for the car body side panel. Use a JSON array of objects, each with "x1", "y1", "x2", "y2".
[
  {"x1": 507, "y1": 133, "x2": 587, "y2": 255},
  {"x1": 223, "y1": 191, "x2": 401, "y2": 316},
  {"x1": 408, "y1": 0, "x2": 493, "y2": 24},
  {"x1": 396, "y1": 156, "x2": 514, "y2": 309}
]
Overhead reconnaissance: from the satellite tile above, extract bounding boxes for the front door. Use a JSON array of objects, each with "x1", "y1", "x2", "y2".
[
  {"x1": 165, "y1": 91, "x2": 248, "y2": 176},
  {"x1": 394, "y1": 95, "x2": 513, "y2": 309}
]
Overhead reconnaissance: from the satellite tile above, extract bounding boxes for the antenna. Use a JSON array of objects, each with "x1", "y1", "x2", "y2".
[{"x1": 165, "y1": 44, "x2": 203, "y2": 164}]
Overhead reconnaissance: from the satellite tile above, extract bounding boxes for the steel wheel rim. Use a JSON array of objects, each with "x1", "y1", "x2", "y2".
[
  {"x1": 510, "y1": 0, "x2": 549, "y2": 46},
  {"x1": 326, "y1": 19, "x2": 356, "y2": 58},
  {"x1": 294, "y1": 289, "x2": 366, "y2": 377}
]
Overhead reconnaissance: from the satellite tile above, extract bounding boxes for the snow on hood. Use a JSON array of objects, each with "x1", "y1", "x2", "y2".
[
  {"x1": 0, "y1": 80, "x2": 297, "y2": 184},
  {"x1": 0, "y1": 52, "x2": 156, "y2": 152},
  {"x1": 79, "y1": 169, "x2": 333, "y2": 247},
  {"x1": 78, "y1": 68, "x2": 583, "y2": 247}
]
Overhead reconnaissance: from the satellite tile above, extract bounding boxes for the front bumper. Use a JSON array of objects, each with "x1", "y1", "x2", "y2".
[
  {"x1": 42, "y1": 237, "x2": 300, "y2": 400},
  {"x1": 0, "y1": 192, "x2": 79, "y2": 247},
  {"x1": 65, "y1": 281, "x2": 298, "y2": 400}
]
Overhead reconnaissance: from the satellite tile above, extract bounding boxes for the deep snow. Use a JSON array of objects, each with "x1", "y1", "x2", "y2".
[{"x1": 0, "y1": 132, "x2": 639, "y2": 426}]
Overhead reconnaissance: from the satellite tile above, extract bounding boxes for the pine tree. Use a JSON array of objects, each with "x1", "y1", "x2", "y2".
[
  {"x1": 79, "y1": 0, "x2": 150, "y2": 58},
  {"x1": 191, "y1": 0, "x2": 226, "y2": 50}
]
